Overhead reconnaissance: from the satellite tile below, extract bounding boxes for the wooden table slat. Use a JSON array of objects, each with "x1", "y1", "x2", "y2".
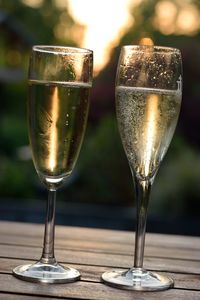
[
  {"x1": 0, "y1": 243, "x2": 199, "y2": 275},
  {"x1": 0, "y1": 274, "x2": 200, "y2": 300},
  {"x1": 0, "y1": 221, "x2": 199, "y2": 249},
  {"x1": 0, "y1": 234, "x2": 199, "y2": 261},
  {"x1": 0, "y1": 258, "x2": 199, "y2": 291}
]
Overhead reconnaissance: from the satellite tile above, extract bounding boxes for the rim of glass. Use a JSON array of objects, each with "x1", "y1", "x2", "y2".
[
  {"x1": 122, "y1": 45, "x2": 181, "y2": 54},
  {"x1": 32, "y1": 45, "x2": 93, "y2": 55}
]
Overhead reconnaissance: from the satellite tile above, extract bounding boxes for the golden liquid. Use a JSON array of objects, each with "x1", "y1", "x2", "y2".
[
  {"x1": 116, "y1": 86, "x2": 181, "y2": 180},
  {"x1": 28, "y1": 80, "x2": 90, "y2": 188}
]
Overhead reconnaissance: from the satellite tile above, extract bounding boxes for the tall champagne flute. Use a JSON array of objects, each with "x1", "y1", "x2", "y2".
[
  {"x1": 102, "y1": 45, "x2": 182, "y2": 291},
  {"x1": 13, "y1": 46, "x2": 93, "y2": 283}
]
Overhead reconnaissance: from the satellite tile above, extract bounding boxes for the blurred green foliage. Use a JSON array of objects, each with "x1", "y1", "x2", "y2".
[
  {"x1": 70, "y1": 115, "x2": 133, "y2": 205},
  {"x1": 151, "y1": 136, "x2": 200, "y2": 216}
]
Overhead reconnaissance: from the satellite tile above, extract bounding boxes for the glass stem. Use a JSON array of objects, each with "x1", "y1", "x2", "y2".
[
  {"x1": 41, "y1": 189, "x2": 56, "y2": 264},
  {"x1": 133, "y1": 176, "x2": 152, "y2": 269}
]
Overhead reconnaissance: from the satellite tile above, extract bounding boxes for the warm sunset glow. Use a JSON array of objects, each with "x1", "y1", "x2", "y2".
[
  {"x1": 21, "y1": 0, "x2": 200, "y2": 73},
  {"x1": 68, "y1": 0, "x2": 134, "y2": 74}
]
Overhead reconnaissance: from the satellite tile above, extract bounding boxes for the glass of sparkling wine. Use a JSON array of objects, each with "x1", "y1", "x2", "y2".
[
  {"x1": 13, "y1": 46, "x2": 93, "y2": 283},
  {"x1": 102, "y1": 45, "x2": 182, "y2": 291}
]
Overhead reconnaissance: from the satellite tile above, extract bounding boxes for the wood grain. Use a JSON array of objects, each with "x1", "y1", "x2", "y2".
[
  {"x1": 0, "y1": 221, "x2": 199, "y2": 300},
  {"x1": 0, "y1": 274, "x2": 200, "y2": 300},
  {"x1": 0, "y1": 243, "x2": 199, "y2": 275},
  {"x1": 0, "y1": 258, "x2": 199, "y2": 291},
  {"x1": 0, "y1": 234, "x2": 199, "y2": 261}
]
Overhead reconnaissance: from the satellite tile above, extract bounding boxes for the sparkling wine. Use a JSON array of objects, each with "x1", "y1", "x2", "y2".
[
  {"x1": 116, "y1": 86, "x2": 181, "y2": 180},
  {"x1": 28, "y1": 80, "x2": 91, "y2": 188}
]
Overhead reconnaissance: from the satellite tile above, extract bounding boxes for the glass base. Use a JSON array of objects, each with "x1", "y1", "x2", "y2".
[
  {"x1": 101, "y1": 268, "x2": 174, "y2": 291},
  {"x1": 13, "y1": 261, "x2": 81, "y2": 283}
]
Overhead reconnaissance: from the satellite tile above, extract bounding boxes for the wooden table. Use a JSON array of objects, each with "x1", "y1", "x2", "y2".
[{"x1": 0, "y1": 221, "x2": 199, "y2": 299}]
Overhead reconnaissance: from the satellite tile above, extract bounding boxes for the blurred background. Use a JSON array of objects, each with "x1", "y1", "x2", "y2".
[{"x1": 0, "y1": 0, "x2": 199, "y2": 235}]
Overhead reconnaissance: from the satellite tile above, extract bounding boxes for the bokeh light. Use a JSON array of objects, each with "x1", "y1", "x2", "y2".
[{"x1": 154, "y1": 0, "x2": 200, "y2": 36}]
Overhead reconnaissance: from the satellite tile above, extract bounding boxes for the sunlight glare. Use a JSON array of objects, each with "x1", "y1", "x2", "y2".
[{"x1": 68, "y1": 0, "x2": 134, "y2": 73}]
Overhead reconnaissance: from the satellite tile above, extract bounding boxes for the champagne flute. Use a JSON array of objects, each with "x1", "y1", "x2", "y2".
[
  {"x1": 102, "y1": 45, "x2": 182, "y2": 291},
  {"x1": 13, "y1": 45, "x2": 93, "y2": 283}
]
